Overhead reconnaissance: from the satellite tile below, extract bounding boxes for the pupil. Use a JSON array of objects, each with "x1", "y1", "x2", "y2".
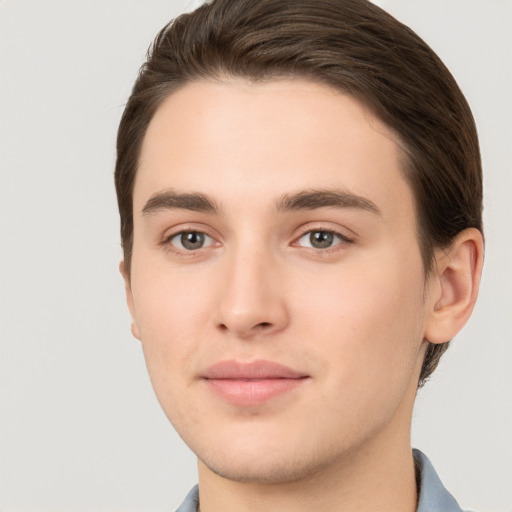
[
  {"x1": 181, "y1": 232, "x2": 204, "y2": 250},
  {"x1": 310, "y1": 231, "x2": 333, "y2": 248}
]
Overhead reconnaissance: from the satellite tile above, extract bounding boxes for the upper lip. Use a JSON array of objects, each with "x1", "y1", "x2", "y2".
[{"x1": 202, "y1": 360, "x2": 308, "y2": 380}]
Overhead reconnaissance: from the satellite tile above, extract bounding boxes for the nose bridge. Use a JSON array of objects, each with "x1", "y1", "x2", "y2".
[{"x1": 215, "y1": 239, "x2": 288, "y2": 337}]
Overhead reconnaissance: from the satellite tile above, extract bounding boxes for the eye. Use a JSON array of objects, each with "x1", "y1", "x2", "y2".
[
  {"x1": 296, "y1": 230, "x2": 347, "y2": 249},
  {"x1": 168, "y1": 231, "x2": 215, "y2": 251}
]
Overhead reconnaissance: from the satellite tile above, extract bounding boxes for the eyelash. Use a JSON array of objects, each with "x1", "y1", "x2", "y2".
[
  {"x1": 161, "y1": 229, "x2": 217, "y2": 256},
  {"x1": 161, "y1": 227, "x2": 354, "y2": 256},
  {"x1": 293, "y1": 227, "x2": 354, "y2": 253}
]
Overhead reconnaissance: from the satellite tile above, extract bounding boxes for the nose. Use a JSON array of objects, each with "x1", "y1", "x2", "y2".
[{"x1": 215, "y1": 247, "x2": 290, "y2": 339}]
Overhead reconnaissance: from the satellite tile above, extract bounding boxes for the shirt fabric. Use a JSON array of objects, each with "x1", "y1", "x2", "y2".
[{"x1": 174, "y1": 449, "x2": 467, "y2": 512}]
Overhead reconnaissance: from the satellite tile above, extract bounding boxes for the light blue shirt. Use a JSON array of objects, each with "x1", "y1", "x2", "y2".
[{"x1": 175, "y1": 449, "x2": 467, "y2": 512}]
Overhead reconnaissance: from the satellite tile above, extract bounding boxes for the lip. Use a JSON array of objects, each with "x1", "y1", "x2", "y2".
[{"x1": 201, "y1": 360, "x2": 309, "y2": 406}]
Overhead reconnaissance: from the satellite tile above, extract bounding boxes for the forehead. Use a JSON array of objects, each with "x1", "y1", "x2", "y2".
[{"x1": 135, "y1": 78, "x2": 413, "y2": 220}]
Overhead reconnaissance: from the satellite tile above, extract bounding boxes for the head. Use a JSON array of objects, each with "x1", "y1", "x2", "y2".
[
  {"x1": 115, "y1": 0, "x2": 483, "y2": 387},
  {"x1": 115, "y1": 0, "x2": 483, "y2": 485}
]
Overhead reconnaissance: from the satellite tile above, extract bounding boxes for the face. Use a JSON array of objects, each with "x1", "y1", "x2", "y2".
[{"x1": 124, "y1": 79, "x2": 436, "y2": 484}]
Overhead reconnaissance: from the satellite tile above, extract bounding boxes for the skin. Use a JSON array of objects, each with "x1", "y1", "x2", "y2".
[{"x1": 121, "y1": 79, "x2": 483, "y2": 512}]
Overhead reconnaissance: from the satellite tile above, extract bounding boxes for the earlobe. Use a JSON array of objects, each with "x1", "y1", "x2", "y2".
[
  {"x1": 119, "y1": 260, "x2": 142, "y2": 341},
  {"x1": 424, "y1": 228, "x2": 484, "y2": 344}
]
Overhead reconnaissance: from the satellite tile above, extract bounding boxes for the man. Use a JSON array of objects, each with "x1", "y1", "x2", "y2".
[{"x1": 115, "y1": 1, "x2": 484, "y2": 510}]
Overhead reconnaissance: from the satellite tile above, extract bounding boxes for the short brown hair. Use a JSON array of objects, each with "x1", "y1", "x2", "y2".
[{"x1": 115, "y1": 0, "x2": 483, "y2": 386}]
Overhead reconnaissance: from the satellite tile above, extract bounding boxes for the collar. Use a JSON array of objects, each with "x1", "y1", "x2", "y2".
[{"x1": 413, "y1": 449, "x2": 466, "y2": 512}]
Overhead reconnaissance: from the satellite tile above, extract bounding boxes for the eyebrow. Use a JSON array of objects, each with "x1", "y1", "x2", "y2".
[
  {"x1": 276, "y1": 189, "x2": 381, "y2": 215},
  {"x1": 142, "y1": 190, "x2": 219, "y2": 215},
  {"x1": 141, "y1": 188, "x2": 380, "y2": 216}
]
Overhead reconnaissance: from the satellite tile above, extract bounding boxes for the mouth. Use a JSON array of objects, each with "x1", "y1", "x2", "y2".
[{"x1": 201, "y1": 360, "x2": 310, "y2": 406}]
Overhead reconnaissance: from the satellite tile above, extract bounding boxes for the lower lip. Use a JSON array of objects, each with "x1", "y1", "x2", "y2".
[{"x1": 204, "y1": 378, "x2": 308, "y2": 406}]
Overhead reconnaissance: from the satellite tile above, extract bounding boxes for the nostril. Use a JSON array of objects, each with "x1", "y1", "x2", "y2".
[{"x1": 258, "y1": 322, "x2": 272, "y2": 328}]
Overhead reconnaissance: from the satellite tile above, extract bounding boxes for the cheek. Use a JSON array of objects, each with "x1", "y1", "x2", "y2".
[
  {"x1": 131, "y1": 252, "x2": 213, "y2": 337},
  {"x1": 130, "y1": 263, "x2": 214, "y2": 397},
  {"x1": 297, "y1": 257, "x2": 426, "y2": 389}
]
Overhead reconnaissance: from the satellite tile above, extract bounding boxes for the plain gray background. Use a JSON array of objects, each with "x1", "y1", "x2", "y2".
[{"x1": 1, "y1": 1, "x2": 510, "y2": 511}]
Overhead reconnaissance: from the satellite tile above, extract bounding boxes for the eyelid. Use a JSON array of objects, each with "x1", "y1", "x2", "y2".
[
  {"x1": 158, "y1": 223, "x2": 354, "y2": 255},
  {"x1": 160, "y1": 224, "x2": 221, "y2": 255},
  {"x1": 161, "y1": 223, "x2": 218, "y2": 242},
  {"x1": 289, "y1": 225, "x2": 356, "y2": 258},
  {"x1": 293, "y1": 224, "x2": 355, "y2": 244}
]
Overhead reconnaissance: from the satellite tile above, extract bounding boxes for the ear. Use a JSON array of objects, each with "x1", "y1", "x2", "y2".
[
  {"x1": 119, "y1": 261, "x2": 142, "y2": 341},
  {"x1": 425, "y1": 228, "x2": 484, "y2": 344}
]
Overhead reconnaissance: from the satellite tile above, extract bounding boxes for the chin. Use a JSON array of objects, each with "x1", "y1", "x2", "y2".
[
  {"x1": 195, "y1": 432, "x2": 352, "y2": 486},
  {"x1": 199, "y1": 452, "x2": 327, "y2": 485}
]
